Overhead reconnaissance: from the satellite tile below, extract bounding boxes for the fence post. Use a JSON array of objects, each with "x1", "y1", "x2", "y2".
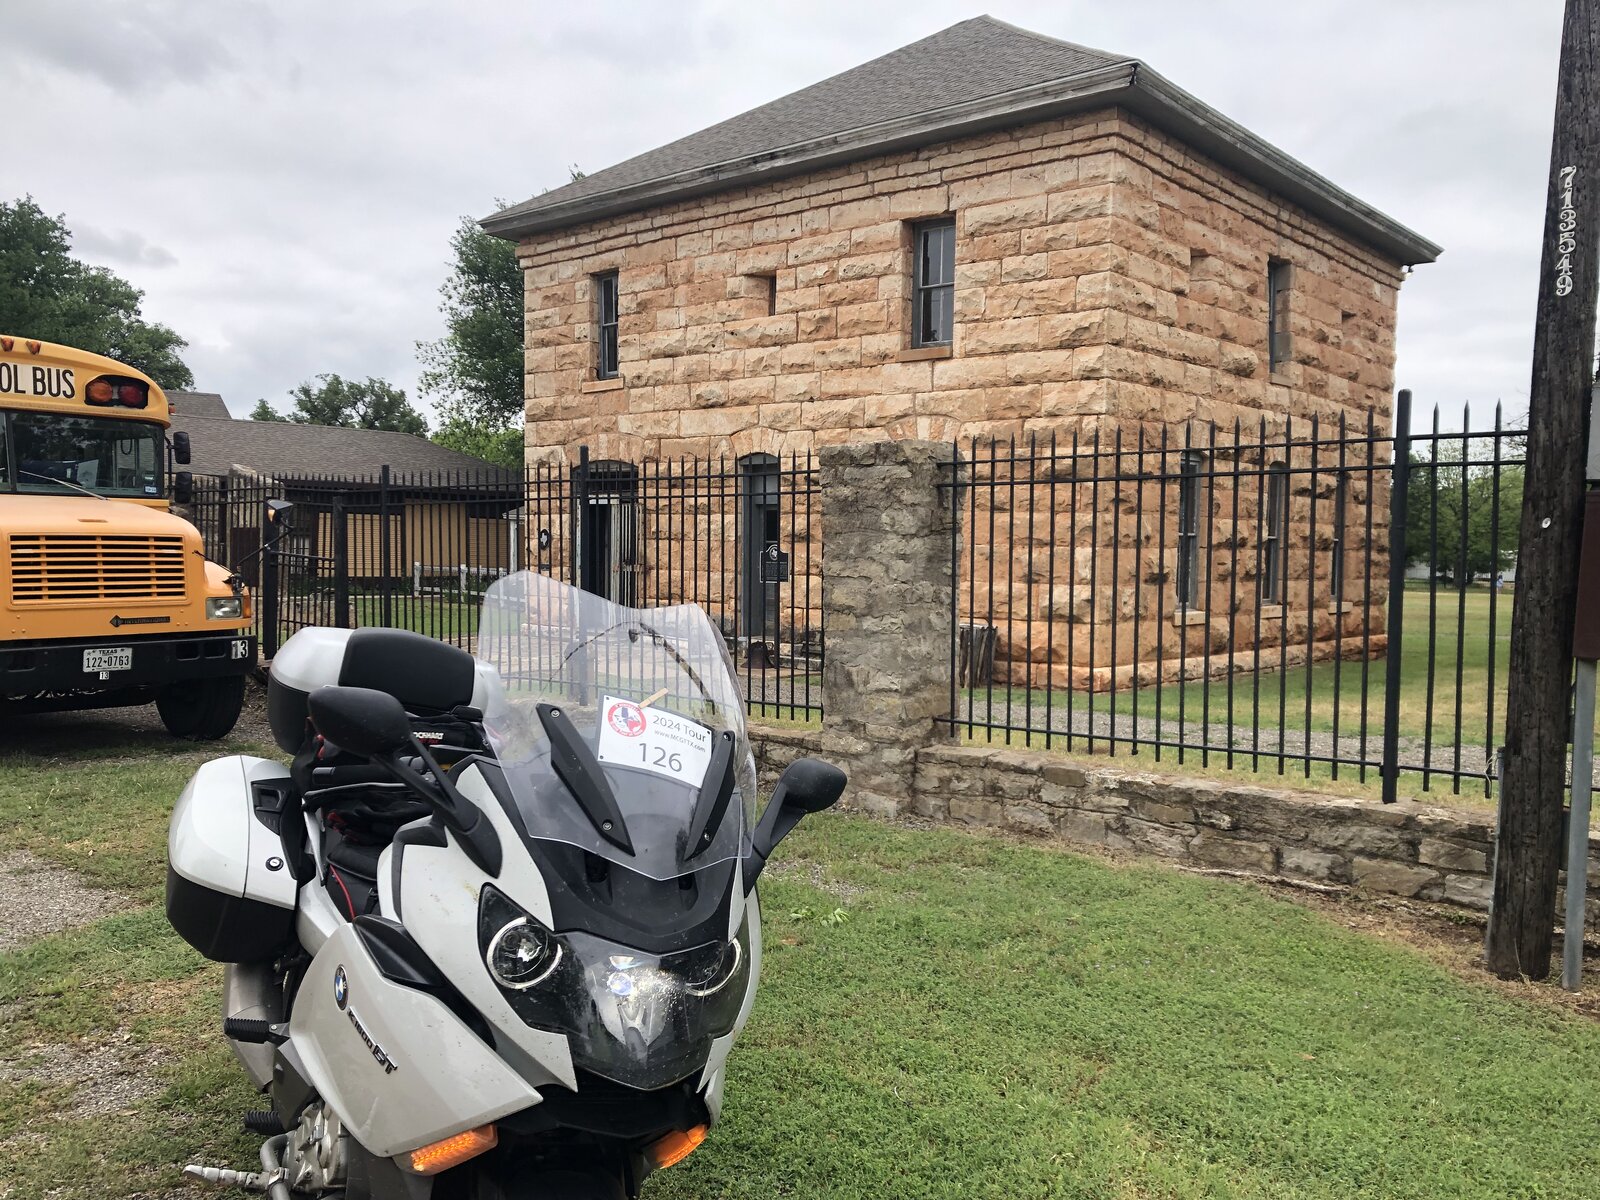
[
  {"x1": 379, "y1": 465, "x2": 393, "y2": 627},
  {"x1": 333, "y1": 495, "x2": 351, "y2": 629},
  {"x1": 261, "y1": 507, "x2": 281, "y2": 661},
  {"x1": 1380, "y1": 388, "x2": 1414, "y2": 803},
  {"x1": 819, "y1": 441, "x2": 955, "y2": 816},
  {"x1": 572, "y1": 445, "x2": 589, "y2": 591}
]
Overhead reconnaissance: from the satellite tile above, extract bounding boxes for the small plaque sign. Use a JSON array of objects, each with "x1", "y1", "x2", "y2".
[{"x1": 760, "y1": 542, "x2": 790, "y2": 584}]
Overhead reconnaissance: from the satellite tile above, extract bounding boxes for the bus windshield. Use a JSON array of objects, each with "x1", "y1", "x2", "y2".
[{"x1": 6, "y1": 411, "x2": 165, "y2": 498}]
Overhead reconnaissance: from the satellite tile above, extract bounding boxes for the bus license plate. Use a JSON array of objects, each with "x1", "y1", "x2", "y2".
[{"x1": 83, "y1": 647, "x2": 132, "y2": 673}]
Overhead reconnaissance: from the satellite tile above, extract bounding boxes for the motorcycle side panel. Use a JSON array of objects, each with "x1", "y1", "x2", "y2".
[
  {"x1": 167, "y1": 757, "x2": 298, "y2": 962},
  {"x1": 290, "y1": 922, "x2": 540, "y2": 1160},
  {"x1": 398, "y1": 764, "x2": 576, "y2": 1091},
  {"x1": 297, "y1": 874, "x2": 344, "y2": 955}
]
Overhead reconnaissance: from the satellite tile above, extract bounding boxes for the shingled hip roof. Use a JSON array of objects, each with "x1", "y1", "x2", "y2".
[
  {"x1": 169, "y1": 413, "x2": 515, "y2": 481},
  {"x1": 484, "y1": 15, "x2": 1438, "y2": 266}
]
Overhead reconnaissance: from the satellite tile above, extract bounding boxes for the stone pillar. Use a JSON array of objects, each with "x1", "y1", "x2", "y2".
[{"x1": 820, "y1": 440, "x2": 954, "y2": 815}]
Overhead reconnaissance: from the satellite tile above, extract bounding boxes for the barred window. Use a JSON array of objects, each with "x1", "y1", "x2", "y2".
[
  {"x1": 1330, "y1": 473, "x2": 1348, "y2": 603},
  {"x1": 1262, "y1": 463, "x2": 1288, "y2": 603},
  {"x1": 1176, "y1": 451, "x2": 1205, "y2": 610},
  {"x1": 1267, "y1": 260, "x2": 1291, "y2": 372},
  {"x1": 595, "y1": 271, "x2": 619, "y2": 380},
  {"x1": 913, "y1": 219, "x2": 955, "y2": 347}
]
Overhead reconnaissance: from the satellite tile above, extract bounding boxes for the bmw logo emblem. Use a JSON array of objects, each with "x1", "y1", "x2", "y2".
[{"x1": 333, "y1": 966, "x2": 349, "y2": 1011}]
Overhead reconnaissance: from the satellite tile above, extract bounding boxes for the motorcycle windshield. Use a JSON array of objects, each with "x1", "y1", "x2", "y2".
[{"x1": 476, "y1": 572, "x2": 757, "y2": 882}]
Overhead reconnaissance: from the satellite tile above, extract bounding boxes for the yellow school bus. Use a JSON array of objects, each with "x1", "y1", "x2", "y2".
[{"x1": 0, "y1": 336, "x2": 255, "y2": 738}]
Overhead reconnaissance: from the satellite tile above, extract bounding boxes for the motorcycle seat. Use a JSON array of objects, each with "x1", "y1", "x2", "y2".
[{"x1": 337, "y1": 628, "x2": 479, "y2": 716}]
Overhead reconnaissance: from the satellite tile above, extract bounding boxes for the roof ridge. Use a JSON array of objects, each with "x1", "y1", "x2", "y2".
[{"x1": 971, "y1": 15, "x2": 1128, "y2": 67}]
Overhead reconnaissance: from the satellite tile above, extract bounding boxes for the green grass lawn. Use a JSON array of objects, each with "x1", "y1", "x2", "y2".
[
  {"x1": 351, "y1": 593, "x2": 481, "y2": 638},
  {"x1": 967, "y1": 586, "x2": 1539, "y2": 761},
  {"x1": 5, "y1": 729, "x2": 1600, "y2": 1197}
]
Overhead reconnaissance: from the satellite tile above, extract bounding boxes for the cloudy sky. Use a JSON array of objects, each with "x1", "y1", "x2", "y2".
[{"x1": 1, "y1": 1, "x2": 1568, "y2": 428}]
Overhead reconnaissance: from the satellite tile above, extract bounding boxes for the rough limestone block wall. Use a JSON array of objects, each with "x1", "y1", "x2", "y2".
[
  {"x1": 516, "y1": 112, "x2": 1402, "y2": 465},
  {"x1": 817, "y1": 440, "x2": 954, "y2": 816},
  {"x1": 912, "y1": 744, "x2": 1600, "y2": 932}
]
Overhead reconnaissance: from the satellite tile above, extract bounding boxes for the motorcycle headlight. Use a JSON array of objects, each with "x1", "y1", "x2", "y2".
[
  {"x1": 477, "y1": 884, "x2": 753, "y2": 1091},
  {"x1": 206, "y1": 595, "x2": 244, "y2": 620},
  {"x1": 486, "y1": 917, "x2": 562, "y2": 989}
]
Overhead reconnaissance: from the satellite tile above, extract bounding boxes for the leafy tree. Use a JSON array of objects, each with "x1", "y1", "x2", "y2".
[
  {"x1": 249, "y1": 398, "x2": 286, "y2": 422},
  {"x1": 0, "y1": 196, "x2": 193, "y2": 388},
  {"x1": 417, "y1": 213, "x2": 523, "y2": 455},
  {"x1": 273, "y1": 374, "x2": 427, "y2": 435},
  {"x1": 1404, "y1": 440, "x2": 1526, "y2": 582},
  {"x1": 432, "y1": 417, "x2": 522, "y2": 468},
  {"x1": 417, "y1": 176, "x2": 580, "y2": 468}
]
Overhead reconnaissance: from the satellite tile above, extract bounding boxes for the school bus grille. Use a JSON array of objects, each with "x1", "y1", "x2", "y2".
[{"x1": 8, "y1": 534, "x2": 189, "y2": 605}]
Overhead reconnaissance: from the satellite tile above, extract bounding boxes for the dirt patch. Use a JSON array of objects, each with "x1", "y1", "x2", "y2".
[
  {"x1": 764, "y1": 857, "x2": 868, "y2": 902},
  {"x1": 0, "y1": 1035, "x2": 161, "y2": 1119},
  {"x1": 2, "y1": 677, "x2": 275, "y2": 765},
  {"x1": 0, "y1": 850, "x2": 140, "y2": 952}
]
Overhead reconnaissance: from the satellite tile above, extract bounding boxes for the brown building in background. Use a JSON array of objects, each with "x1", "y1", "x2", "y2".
[{"x1": 486, "y1": 17, "x2": 1439, "y2": 679}]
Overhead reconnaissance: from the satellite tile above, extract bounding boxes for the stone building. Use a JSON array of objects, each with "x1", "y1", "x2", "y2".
[{"x1": 485, "y1": 16, "x2": 1438, "y2": 680}]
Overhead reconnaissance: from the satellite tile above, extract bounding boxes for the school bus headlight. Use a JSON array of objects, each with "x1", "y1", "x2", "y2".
[{"x1": 206, "y1": 596, "x2": 244, "y2": 620}]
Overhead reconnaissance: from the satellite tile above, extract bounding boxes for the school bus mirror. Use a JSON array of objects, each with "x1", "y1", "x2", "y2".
[
  {"x1": 172, "y1": 471, "x2": 193, "y2": 506},
  {"x1": 171, "y1": 431, "x2": 191, "y2": 465}
]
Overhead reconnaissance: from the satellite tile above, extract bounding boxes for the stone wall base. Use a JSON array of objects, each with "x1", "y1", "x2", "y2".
[{"x1": 750, "y1": 725, "x2": 1600, "y2": 933}]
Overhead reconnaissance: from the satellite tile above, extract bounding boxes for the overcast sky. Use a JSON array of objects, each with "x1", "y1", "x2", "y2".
[{"x1": 1, "y1": 1, "x2": 1568, "y2": 429}]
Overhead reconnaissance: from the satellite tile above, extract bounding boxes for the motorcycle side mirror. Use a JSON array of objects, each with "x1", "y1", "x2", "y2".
[
  {"x1": 743, "y1": 758, "x2": 847, "y2": 892},
  {"x1": 307, "y1": 686, "x2": 415, "y2": 759},
  {"x1": 171, "y1": 431, "x2": 192, "y2": 465}
]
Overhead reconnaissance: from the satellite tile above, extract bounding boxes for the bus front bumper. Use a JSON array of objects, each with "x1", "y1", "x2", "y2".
[{"x1": 0, "y1": 631, "x2": 257, "y2": 696}]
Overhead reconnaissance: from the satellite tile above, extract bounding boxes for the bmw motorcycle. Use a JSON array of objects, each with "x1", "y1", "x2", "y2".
[{"x1": 166, "y1": 571, "x2": 845, "y2": 1199}]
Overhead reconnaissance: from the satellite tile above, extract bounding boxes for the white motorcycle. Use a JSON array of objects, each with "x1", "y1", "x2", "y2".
[{"x1": 166, "y1": 572, "x2": 845, "y2": 1199}]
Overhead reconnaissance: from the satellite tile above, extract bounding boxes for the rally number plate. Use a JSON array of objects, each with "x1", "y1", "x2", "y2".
[
  {"x1": 595, "y1": 695, "x2": 713, "y2": 788},
  {"x1": 83, "y1": 647, "x2": 133, "y2": 673}
]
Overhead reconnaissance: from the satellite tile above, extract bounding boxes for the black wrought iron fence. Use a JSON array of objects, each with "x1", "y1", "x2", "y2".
[
  {"x1": 579, "y1": 451, "x2": 822, "y2": 723},
  {"x1": 201, "y1": 454, "x2": 823, "y2": 723},
  {"x1": 941, "y1": 393, "x2": 1531, "y2": 801}
]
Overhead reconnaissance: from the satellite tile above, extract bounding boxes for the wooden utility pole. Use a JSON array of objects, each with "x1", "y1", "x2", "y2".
[{"x1": 1487, "y1": 0, "x2": 1600, "y2": 981}]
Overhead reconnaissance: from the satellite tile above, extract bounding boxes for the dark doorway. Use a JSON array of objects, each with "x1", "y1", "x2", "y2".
[
  {"x1": 577, "y1": 461, "x2": 638, "y2": 604},
  {"x1": 740, "y1": 455, "x2": 780, "y2": 641}
]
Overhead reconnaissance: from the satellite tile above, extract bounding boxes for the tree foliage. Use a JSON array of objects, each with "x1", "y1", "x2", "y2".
[
  {"x1": 431, "y1": 417, "x2": 522, "y2": 469},
  {"x1": 0, "y1": 196, "x2": 194, "y2": 389},
  {"x1": 417, "y1": 213, "x2": 523, "y2": 463},
  {"x1": 257, "y1": 374, "x2": 427, "y2": 435},
  {"x1": 415, "y1": 177, "x2": 581, "y2": 470},
  {"x1": 1404, "y1": 441, "x2": 1526, "y2": 581}
]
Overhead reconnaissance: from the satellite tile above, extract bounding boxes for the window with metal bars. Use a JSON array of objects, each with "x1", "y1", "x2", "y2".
[
  {"x1": 1262, "y1": 462, "x2": 1288, "y2": 603},
  {"x1": 912, "y1": 219, "x2": 955, "y2": 347},
  {"x1": 1267, "y1": 259, "x2": 1291, "y2": 372},
  {"x1": 594, "y1": 271, "x2": 619, "y2": 380},
  {"x1": 1330, "y1": 473, "x2": 1348, "y2": 604},
  {"x1": 1176, "y1": 451, "x2": 1205, "y2": 609}
]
